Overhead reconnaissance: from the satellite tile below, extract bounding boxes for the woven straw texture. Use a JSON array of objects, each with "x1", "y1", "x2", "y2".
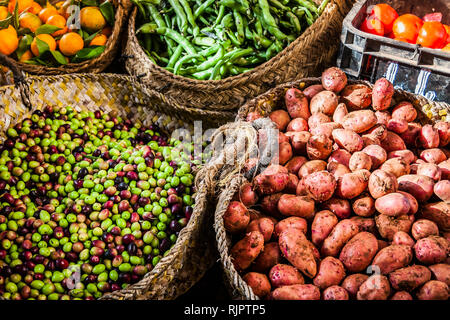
[
  {"x1": 0, "y1": 69, "x2": 217, "y2": 300},
  {"x1": 124, "y1": 0, "x2": 355, "y2": 115},
  {"x1": 0, "y1": 0, "x2": 132, "y2": 75},
  {"x1": 209, "y1": 78, "x2": 450, "y2": 300}
]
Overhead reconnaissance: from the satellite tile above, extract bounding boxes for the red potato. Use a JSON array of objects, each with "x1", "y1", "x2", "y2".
[
  {"x1": 308, "y1": 112, "x2": 331, "y2": 129},
  {"x1": 392, "y1": 101, "x2": 417, "y2": 122},
  {"x1": 397, "y1": 191, "x2": 418, "y2": 215},
  {"x1": 342, "y1": 274, "x2": 369, "y2": 299},
  {"x1": 269, "y1": 264, "x2": 305, "y2": 288},
  {"x1": 253, "y1": 165, "x2": 290, "y2": 195},
  {"x1": 313, "y1": 257, "x2": 346, "y2": 289},
  {"x1": 390, "y1": 291, "x2": 413, "y2": 300},
  {"x1": 364, "y1": 123, "x2": 388, "y2": 141},
  {"x1": 239, "y1": 183, "x2": 259, "y2": 207},
  {"x1": 261, "y1": 193, "x2": 283, "y2": 217},
  {"x1": 252, "y1": 242, "x2": 282, "y2": 272},
  {"x1": 420, "y1": 148, "x2": 447, "y2": 164},
  {"x1": 285, "y1": 156, "x2": 307, "y2": 174},
  {"x1": 352, "y1": 194, "x2": 375, "y2": 217},
  {"x1": 357, "y1": 275, "x2": 391, "y2": 300},
  {"x1": 349, "y1": 152, "x2": 372, "y2": 171},
  {"x1": 278, "y1": 230, "x2": 317, "y2": 278},
  {"x1": 284, "y1": 173, "x2": 299, "y2": 194},
  {"x1": 377, "y1": 240, "x2": 389, "y2": 250},
  {"x1": 285, "y1": 88, "x2": 310, "y2": 120},
  {"x1": 298, "y1": 160, "x2": 327, "y2": 178},
  {"x1": 246, "y1": 218, "x2": 275, "y2": 243},
  {"x1": 339, "y1": 232, "x2": 378, "y2": 272},
  {"x1": 274, "y1": 217, "x2": 307, "y2": 237},
  {"x1": 411, "y1": 219, "x2": 440, "y2": 240},
  {"x1": 295, "y1": 177, "x2": 308, "y2": 196},
  {"x1": 434, "y1": 121, "x2": 450, "y2": 147},
  {"x1": 399, "y1": 122, "x2": 422, "y2": 146},
  {"x1": 429, "y1": 264, "x2": 450, "y2": 286},
  {"x1": 387, "y1": 150, "x2": 416, "y2": 164},
  {"x1": 393, "y1": 231, "x2": 415, "y2": 247},
  {"x1": 230, "y1": 231, "x2": 265, "y2": 272},
  {"x1": 372, "y1": 78, "x2": 394, "y2": 111},
  {"x1": 434, "y1": 180, "x2": 450, "y2": 202},
  {"x1": 302, "y1": 171, "x2": 336, "y2": 202},
  {"x1": 375, "y1": 110, "x2": 392, "y2": 126},
  {"x1": 414, "y1": 236, "x2": 449, "y2": 265},
  {"x1": 310, "y1": 122, "x2": 342, "y2": 138},
  {"x1": 321, "y1": 219, "x2": 359, "y2": 257},
  {"x1": 397, "y1": 174, "x2": 435, "y2": 202},
  {"x1": 375, "y1": 214, "x2": 414, "y2": 241},
  {"x1": 340, "y1": 84, "x2": 372, "y2": 110},
  {"x1": 311, "y1": 210, "x2": 338, "y2": 246},
  {"x1": 271, "y1": 284, "x2": 320, "y2": 300},
  {"x1": 288, "y1": 131, "x2": 311, "y2": 155},
  {"x1": 327, "y1": 162, "x2": 351, "y2": 180},
  {"x1": 375, "y1": 193, "x2": 411, "y2": 217},
  {"x1": 278, "y1": 132, "x2": 290, "y2": 144},
  {"x1": 362, "y1": 144, "x2": 387, "y2": 169},
  {"x1": 333, "y1": 103, "x2": 348, "y2": 124},
  {"x1": 417, "y1": 163, "x2": 441, "y2": 181},
  {"x1": 419, "y1": 124, "x2": 440, "y2": 149},
  {"x1": 381, "y1": 131, "x2": 407, "y2": 153},
  {"x1": 417, "y1": 280, "x2": 449, "y2": 300},
  {"x1": 336, "y1": 170, "x2": 370, "y2": 199},
  {"x1": 223, "y1": 201, "x2": 250, "y2": 233},
  {"x1": 350, "y1": 216, "x2": 377, "y2": 233},
  {"x1": 276, "y1": 142, "x2": 293, "y2": 165},
  {"x1": 323, "y1": 198, "x2": 351, "y2": 219},
  {"x1": 322, "y1": 67, "x2": 347, "y2": 93},
  {"x1": 303, "y1": 84, "x2": 324, "y2": 101},
  {"x1": 307, "y1": 134, "x2": 333, "y2": 160},
  {"x1": 269, "y1": 110, "x2": 290, "y2": 131},
  {"x1": 243, "y1": 272, "x2": 271, "y2": 298},
  {"x1": 323, "y1": 286, "x2": 349, "y2": 300},
  {"x1": 286, "y1": 118, "x2": 308, "y2": 132},
  {"x1": 277, "y1": 194, "x2": 315, "y2": 219},
  {"x1": 332, "y1": 129, "x2": 364, "y2": 153},
  {"x1": 310, "y1": 91, "x2": 339, "y2": 116},
  {"x1": 380, "y1": 157, "x2": 410, "y2": 178},
  {"x1": 328, "y1": 149, "x2": 352, "y2": 167},
  {"x1": 368, "y1": 169, "x2": 398, "y2": 199},
  {"x1": 362, "y1": 134, "x2": 381, "y2": 148},
  {"x1": 387, "y1": 118, "x2": 408, "y2": 134},
  {"x1": 372, "y1": 245, "x2": 413, "y2": 274},
  {"x1": 438, "y1": 159, "x2": 450, "y2": 179},
  {"x1": 389, "y1": 265, "x2": 431, "y2": 291},
  {"x1": 342, "y1": 110, "x2": 377, "y2": 133}
]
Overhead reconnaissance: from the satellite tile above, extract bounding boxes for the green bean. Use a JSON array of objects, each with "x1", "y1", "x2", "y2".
[
  {"x1": 132, "y1": 0, "x2": 148, "y2": 20},
  {"x1": 252, "y1": 32, "x2": 272, "y2": 48},
  {"x1": 179, "y1": 0, "x2": 199, "y2": 36},
  {"x1": 213, "y1": 5, "x2": 226, "y2": 27},
  {"x1": 221, "y1": 12, "x2": 234, "y2": 28},
  {"x1": 317, "y1": 0, "x2": 329, "y2": 14},
  {"x1": 137, "y1": 24, "x2": 197, "y2": 54},
  {"x1": 168, "y1": 0, "x2": 188, "y2": 33},
  {"x1": 293, "y1": 0, "x2": 318, "y2": 14},
  {"x1": 233, "y1": 10, "x2": 245, "y2": 44},
  {"x1": 257, "y1": 0, "x2": 288, "y2": 40},
  {"x1": 193, "y1": 37, "x2": 216, "y2": 46},
  {"x1": 287, "y1": 11, "x2": 301, "y2": 33},
  {"x1": 167, "y1": 45, "x2": 183, "y2": 68},
  {"x1": 269, "y1": 0, "x2": 290, "y2": 11},
  {"x1": 193, "y1": 0, "x2": 215, "y2": 19},
  {"x1": 219, "y1": 0, "x2": 246, "y2": 14},
  {"x1": 194, "y1": 44, "x2": 225, "y2": 72},
  {"x1": 225, "y1": 30, "x2": 241, "y2": 46}
]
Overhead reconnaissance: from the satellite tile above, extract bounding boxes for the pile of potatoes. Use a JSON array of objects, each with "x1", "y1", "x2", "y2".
[{"x1": 223, "y1": 67, "x2": 450, "y2": 300}]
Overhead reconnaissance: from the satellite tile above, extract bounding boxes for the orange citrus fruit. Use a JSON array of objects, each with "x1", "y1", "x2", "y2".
[
  {"x1": 442, "y1": 44, "x2": 450, "y2": 52},
  {"x1": 19, "y1": 12, "x2": 42, "y2": 33},
  {"x1": 0, "y1": 6, "x2": 8, "y2": 20},
  {"x1": 46, "y1": 14, "x2": 67, "y2": 36},
  {"x1": 38, "y1": 7, "x2": 58, "y2": 23},
  {"x1": 59, "y1": 32, "x2": 84, "y2": 56},
  {"x1": 19, "y1": 49, "x2": 33, "y2": 62},
  {"x1": 8, "y1": 0, "x2": 33, "y2": 13},
  {"x1": 0, "y1": 25, "x2": 19, "y2": 55},
  {"x1": 31, "y1": 33, "x2": 56, "y2": 56},
  {"x1": 80, "y1": 6, "x2": 106, "y2": 33},
  {"x1": 90, "y1": 34, "x2": 107, "y2": 46},
  {"x1": 57, "y1": 0, "x2": 71, "y2": 19},
  {"x1": 26, "y1": 2, "x2": 42, "y2": 15},
  {"x1": 101, "y1": 26, "x2": 112, "y2": 36}
]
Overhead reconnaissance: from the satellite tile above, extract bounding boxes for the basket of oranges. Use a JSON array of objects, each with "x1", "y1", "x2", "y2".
[{"x1": 0, "y1": 0, "x2": 132, "y2": 75}]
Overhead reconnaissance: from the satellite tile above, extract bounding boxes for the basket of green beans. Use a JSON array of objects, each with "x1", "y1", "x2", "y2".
[
  {"x1": 0, "y1": 54, "x2": 217, "y2": 300},
  {"x1": 124, "y1": 0, "x2": 354, "y2": 117}
]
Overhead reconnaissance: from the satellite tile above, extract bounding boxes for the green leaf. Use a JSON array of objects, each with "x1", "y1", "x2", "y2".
[
  {"x1": 35, "y1": 24, "x2": 62, "y2": 35},
  {"x1": 0, "y1": 14, "x2": 13, "y2": 29},
  {"x1": 13, "y1": 1, "x2": 19, "y2": 30},
  {"x1": 99, "y1": 0, "x2": 114, "y2": 26},
  {"x1": 71, "y1": 45, "x2": 105, "y2": 63},
  {"x1": 35, "y1": 37, "x2": 50, "y2": 56},
  {"x1": 18, "y1": 27, "x2": 32, "y2": 36},
  {"x1": 83, "y1": 30, "x2": 100, "y2": 43},
  {"x1": 50, "y1": 50, "x2": 68, "y2": 65},
  {"x1": 16, "y1": 34, "x2": 33, "y2": 59},
  {"x1": 0, "y1": 0, "x2": 9, "y2": 6},
  {"x1": 82, "y1": 0, "x2": 98, "y2": 6},
  {"x1": 25, "y1": 56, "x2": 50, "y2": 66}
]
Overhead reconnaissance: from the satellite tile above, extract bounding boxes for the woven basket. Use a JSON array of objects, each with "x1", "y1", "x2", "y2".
[
  {"x1": 0, "y1": 54, "x2": 217, "y2": 300},
  {"x1": 207, "y1": 78, "x2": 450, "y2": 300},
  {"x1": 0, "y1": 0, "x2": 132, "y2": 75},
  {"x1": 124, "y1": 0, "x2": 355, "y2": 117}
]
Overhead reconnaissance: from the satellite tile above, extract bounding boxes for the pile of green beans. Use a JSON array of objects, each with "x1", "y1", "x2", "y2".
[
  {"x1": 0, "y1": 106, "x2": 201, "y2": 300},
  {"x1": 134, "y1": 0, "x2": 329, "y2": 80}
]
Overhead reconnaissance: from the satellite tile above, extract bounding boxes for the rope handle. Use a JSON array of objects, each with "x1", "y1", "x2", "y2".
[{"x1": 0, "y1": 53, "x2": 32, "y2": 111}]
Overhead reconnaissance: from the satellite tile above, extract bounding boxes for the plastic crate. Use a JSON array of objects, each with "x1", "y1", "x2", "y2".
[{"x1": 336, "y1": 0, "x2": 450, "y2": 102}]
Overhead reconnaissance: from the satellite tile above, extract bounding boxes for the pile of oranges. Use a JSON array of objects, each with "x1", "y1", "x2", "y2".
[{"x1": 0, "y1": 0, "x2": 113, "y2": 65}]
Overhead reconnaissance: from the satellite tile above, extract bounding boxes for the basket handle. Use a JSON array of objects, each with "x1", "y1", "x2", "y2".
[{"x1": 0, "y1": 53, "x2": 32, "y2": 110}]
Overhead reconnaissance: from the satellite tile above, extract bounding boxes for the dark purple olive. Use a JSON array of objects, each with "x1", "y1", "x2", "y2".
[
  {"x1": 171, "y1": 203, "x2": 182, "y2": 215},
  {"x1": 111, "y1": 284, "x2": 121, "y2": 291},
  {"x1": 159, "y1": 238, "x2": 171, "y2": 253},
  {"x1": 86, "y1": 274, "x2": 97, "y2": 283},
  {"x1": 169, "y1": 220, "x2": 182, "y2": 233},
  {"x1": 90, "y1": 256, "x2": 100, "y2": 265},
  {"x1": 167, "y1": 194, "x2": 179, "y2": 205},
  {"x1": 122, "y1": 234, "x2": 135, "y2": 245},
  {"x1": 114, "y1": 176, "x2": 123, "y2": 185},
  {"x1": 66, "y1": 252, "x2": 78, "y2": 262},
  {"x1": 92, "y1": 149, "x2": 101, "y2": 157},
  {"x1": 127, "y1": 243, "x2": 137, "y2": 255},
  {"x1": 117, "y1": 182, "x2": 128, "y2": 191},
  {"x1": 118, "y1": 273, "x2": 131, "y2": 284},
  {"x1": 47, "y1": 261, "x2": 56, "y2": 271}
]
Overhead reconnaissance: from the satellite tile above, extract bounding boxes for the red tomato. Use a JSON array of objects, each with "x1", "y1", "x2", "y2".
[
  {"x1": 392, "y1": 14, "x2": 424, "y2": 43},
  {"x1": 361, "y1": 16, "x2": 385, "y2": 37},
  {"x1": 416, "y1": 21, "x2": 447, "y2": 49},
  {"x1": 371, "y1": 4, "x2": 398, "y2": 34},
  {"x1": 423, "y1": 13, "x2": 442, "y2": 22}
]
